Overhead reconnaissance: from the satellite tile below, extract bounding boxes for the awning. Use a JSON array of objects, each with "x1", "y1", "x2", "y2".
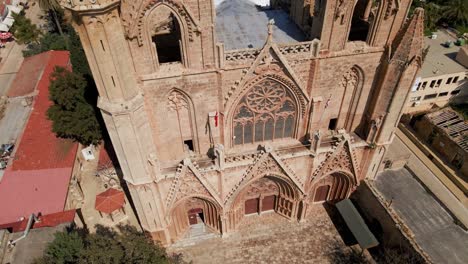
[
  {"x1": 336, "y1": 199, "x2": 379, "y2": 249},
  {"x1": 95, "y1": 188, "x2": 125, "y2": 214}
]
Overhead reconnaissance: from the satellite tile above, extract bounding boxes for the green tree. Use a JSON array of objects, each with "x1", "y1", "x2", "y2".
[
  {"x1": 118, "y1": 225, "x2": 171, "y2": 264},
  {"x1": 442, "y1": 0, "x2": 468, "y2": 27},
  {"x1": 66, "y1": 26, "x2": 91, "y2": 77},
  {"x1": 34, "y1": 231, "x2": 84, "y2": 264},
  {"x1": 36, "y1": 0, "x2": 64, "y2": 36},
  {"x1": 23, "y1": 32, "x2": 67, "y2": 57},
  {"x1": 424, "y1": 2, "x2": 442, "y2": 35},
  {"x1": 10, "y1": 12, "x2": 41, "y2": 44},
  {"x1": 34, "y1": 225, "x2": 180, "y2": 264},
  {"x1": 47, "y1": 67, "x2": 102, "y2": 146}
]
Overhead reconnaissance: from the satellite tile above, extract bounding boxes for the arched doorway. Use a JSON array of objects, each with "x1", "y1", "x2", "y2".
[
  {"x1": 226, "y1": 175, "x2": 300, "y2": 231},
  {"x1": 168, "y1": 196, "x2": 221, "y2": 242},
  {"x1": 311, "y1": 172, "x2": 352, "y2": 203}
]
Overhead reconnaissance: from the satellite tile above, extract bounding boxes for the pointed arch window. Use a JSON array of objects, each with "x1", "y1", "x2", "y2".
[
  {"x1": 233, "y1": 79, "x2": 297, "y2": 145},
  {"x1": 149, "y1": 7, "x2": 183, "y2": 64},
  {"x1": 167, "y1": 90, "x2": 197, "y2": 153}
]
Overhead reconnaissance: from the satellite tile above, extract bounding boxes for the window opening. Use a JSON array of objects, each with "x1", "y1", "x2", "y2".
[
  {"x1": 184, "y1": 140, "x2": 194, "y2": 152},
  {"x1": 421, "y1": 82, "x2": 427, "y2": 89},
  {"x1": 232, "y1": 79, "x2": 297, "y2": 146},
  {"x1": 452, "y1": 76, "x2": 459, "y2": 83},
  {"x1": 424, "y1": 93, "x2": 437, "y2": 100},
  {"x1": 438, "y1": 92, "x2": 448, "y2": 97},
  {"x1": 328, "y1": 118, "x2": 338, "y2": 130},
  {"x1": 348, "y1": 0, "x2": 370, "y2": 42},
  {"x1": 446, "y1": 77, "x2": 453, "y2": 84},
  {"x1": 152, "y1": 13, "x2": 182, "y2": 64},
  {"x1": 436, "y1": 79, "x2": 442, "y2": 87},
  {"x1": 100, "y1": 40, "x2": 105, "y2": 51},
  {"x1": 430, "y1": 80, "x2": 436, "y2": 88},
  {"x1": 451, "y1": 90, "x2": 460, "y2": 95}
]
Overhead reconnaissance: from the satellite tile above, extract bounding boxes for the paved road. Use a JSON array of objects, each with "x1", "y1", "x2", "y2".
[{"x1": 0, "y1": 42, "x2": 24, "y2": 96}]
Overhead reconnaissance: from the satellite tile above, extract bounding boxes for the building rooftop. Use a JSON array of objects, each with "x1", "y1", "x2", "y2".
[
  {"x1": 420, "y1": 30, "x2": 467, "y2": 78},
  {"x1": 215, "y1": 0, "x2": 306, "y2": 50},
  {"x1": 374, "y1": 168, "x2": 468, "y2": 264},
  {"x1": 0, "y1": 51, "x2": 78, "y2": 225},
  {"x1": 7, "y1": 52, "x2": 50, "y2": 97},
  {"x1": 425, "y1": 108, "x2": 467, "y2": 151}
]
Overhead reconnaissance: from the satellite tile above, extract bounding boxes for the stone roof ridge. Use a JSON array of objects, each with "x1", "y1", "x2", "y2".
[{"x1": 391, "y1": 7, "x2": 424, "y2": 66}]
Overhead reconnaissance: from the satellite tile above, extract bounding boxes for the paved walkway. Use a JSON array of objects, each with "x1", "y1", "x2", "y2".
[
  {"x1": 78, "y1": 147, "x2": 140, "y2": 232},
  {"x1": 374, "y1": 169, "x2": 468, "y2": 264},
  {"x1": 169, "y1": 206, "x2": 362, "y2": 264},
  {"x1": 0, "y1": 2, "x2": 46, "y2": 96}
]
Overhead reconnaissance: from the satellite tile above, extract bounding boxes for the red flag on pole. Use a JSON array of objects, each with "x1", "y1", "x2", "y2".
[{"x1": 214, "y1": 112, "x2": 219, "y2": 127}]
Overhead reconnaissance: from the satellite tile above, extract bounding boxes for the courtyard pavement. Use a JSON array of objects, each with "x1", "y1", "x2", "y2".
[
  {"x1": 169, "y1": 206, "x2": 362, "y2": 264},
  {"x1": 77, "y1": 147, "x2": 141, "y2": 233}
]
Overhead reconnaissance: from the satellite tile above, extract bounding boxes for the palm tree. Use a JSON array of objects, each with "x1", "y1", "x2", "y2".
[
  {"x1": 36, "y1": 0, "x2": 63, "y2": 35},
  {"x1": 442, "y1": 0, "x2": 468, "y2": 27}
]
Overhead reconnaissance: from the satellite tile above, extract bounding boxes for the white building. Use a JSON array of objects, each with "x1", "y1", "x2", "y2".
[{"x1": 405, "y1": 30, "x2": 467, "y2": 113}]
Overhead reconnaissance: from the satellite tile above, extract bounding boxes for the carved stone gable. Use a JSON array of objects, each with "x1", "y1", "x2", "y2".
[
  {"x1": 174, "y1": 168, "x2": 211, "y2": 202},
  {"x1": 224, "y1": 151, "x2": 304, "y2": 206},
  {"x1": 224, "y1": 44, "x2": 309, "y2": 116},
  {"x1": 311, "y1": 138, "x2": 360, "y2": 183}
]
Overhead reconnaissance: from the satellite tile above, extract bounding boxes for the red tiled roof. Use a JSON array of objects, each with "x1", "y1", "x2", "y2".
[
  {"x1": 12, "y1": 51, "x2": 77, "y2": 171},
  {"x1": 95, "y1": 188, "x2": 125, "y2": 214},
  {"x1": 0, "y1": 168, "x2": 74, "y2": 224},
  {"x1": 7, "y1": 52, "x2": 51, "y2": 97},
  {"x1": 0, "y1": 210, "x2": 76, "y2": 232},
  {"x1": 0, "y1": 51, "x2": 78, "y2": 226}
]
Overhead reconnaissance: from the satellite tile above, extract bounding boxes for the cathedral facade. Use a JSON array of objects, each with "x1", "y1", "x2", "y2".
[{"x1": 60, "y1": 0, "x2": 424, "y2": 244}]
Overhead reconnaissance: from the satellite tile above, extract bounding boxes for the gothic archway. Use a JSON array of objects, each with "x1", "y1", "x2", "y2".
[
  {"x1": 225, "y1": 174, "x2": 300, "y2": 231},
  {"x1": 310, "y1": 172, "x2": 352, "y2": 203},
  {"x1": 168, "y1": 196, "x2": 222, "y2": 243},
  {"x1": 145, "y1": 4, "x2": 189, "y2": 67},
  {"x1": 231, "y1": 78, "x2": 299, "y2": 146}
]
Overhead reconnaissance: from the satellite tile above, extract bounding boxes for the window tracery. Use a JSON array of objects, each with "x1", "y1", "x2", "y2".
[{"x1": 233, "y1": 79, "x2": 297, "y2": 145}]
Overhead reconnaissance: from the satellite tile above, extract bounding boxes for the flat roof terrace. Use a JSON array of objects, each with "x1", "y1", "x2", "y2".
[
  {"x1": 420, "y1": 30, "x2": 467, "y2": 78},
  {"x1": 215, "y1": 0, "x2": 306, "y2": 50}
]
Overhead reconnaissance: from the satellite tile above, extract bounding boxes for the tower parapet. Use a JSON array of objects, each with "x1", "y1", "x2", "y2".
[{"x1": 60, "y1": 0, "x2": 119, "y2": 11}]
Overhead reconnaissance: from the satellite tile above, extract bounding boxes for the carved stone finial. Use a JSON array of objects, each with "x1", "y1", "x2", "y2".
[
  {"x1": 263, "y1": 143, "x2": 273, "y2": 153},
  {"x1": 183, "y1": 158, "x2": 192, "y2": 166},
  {"x1": 267, "y1": 19, "x2": 275, "y2": 43}
]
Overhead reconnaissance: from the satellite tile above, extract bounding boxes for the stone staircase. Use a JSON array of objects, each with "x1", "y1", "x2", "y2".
[{"x1": 171, "y1": 218, "x2": 219, "y2": 248}]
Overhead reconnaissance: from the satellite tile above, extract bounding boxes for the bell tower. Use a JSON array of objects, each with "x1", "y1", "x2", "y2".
[
  {"x1": 302, "y1": 0, "x2": 414, "y2": 51},
  {"x1": 60, "y1": 0, "x2": 169, "y2": 240}
]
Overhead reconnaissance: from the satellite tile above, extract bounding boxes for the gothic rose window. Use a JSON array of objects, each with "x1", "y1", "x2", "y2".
[{"x1": 233, "y1": 79, "x2": 297, "y2": 145}]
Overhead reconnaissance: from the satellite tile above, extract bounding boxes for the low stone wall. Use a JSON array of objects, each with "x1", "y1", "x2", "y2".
[{"x1": 351, "y1": 180, "x2": 432, "y2": 263}]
